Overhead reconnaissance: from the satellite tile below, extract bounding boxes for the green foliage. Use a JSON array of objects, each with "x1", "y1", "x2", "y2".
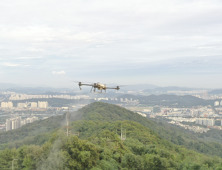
[
  {"x1": 0, "y1": 115, "x2": 64, "y2": 150},
  {"x1": 1, "y1": 123, "x2": 222, "y2": 169},
  {"x1": 2, "y1": 102, "x2": 222, "y2": 169},
  {"x1": 77, "y1": 102, "x2": 222, "y2": 157},
  {"x1": 63, "y1": 136, "x2": 99, "y2": 170},
  {"x1": 0, "y1": 148, "x2": 17, "y2": 170},
  {"x1": 2, "y1": 102, "x2": 222, "y2": 159}
]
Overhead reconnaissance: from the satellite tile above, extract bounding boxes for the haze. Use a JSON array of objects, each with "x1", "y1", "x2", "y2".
[{"x1": 0, "y1": 0, "x2": 222, "y2": 88}]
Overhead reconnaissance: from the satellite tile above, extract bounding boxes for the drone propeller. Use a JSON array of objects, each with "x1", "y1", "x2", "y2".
[
  {"x1": 72, "y1": 81, "x2": 94, "y2": 84},
  {"x1": 106, "y1": 85, "x2": 127, "y2": 88}
]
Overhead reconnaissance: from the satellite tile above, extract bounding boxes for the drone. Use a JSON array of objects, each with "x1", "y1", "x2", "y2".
[{"x1": 74, "y1": 81, "x2": 122, "y2": 94}]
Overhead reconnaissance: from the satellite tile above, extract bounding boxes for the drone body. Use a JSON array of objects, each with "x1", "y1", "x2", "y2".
[{"x1": 76, "y1": 82, "x2": 120, "y2": 93}]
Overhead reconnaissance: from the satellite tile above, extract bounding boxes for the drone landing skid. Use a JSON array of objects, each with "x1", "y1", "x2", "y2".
[{"x1": 91, "y1": 90, "x2": 106, "y2": 94}]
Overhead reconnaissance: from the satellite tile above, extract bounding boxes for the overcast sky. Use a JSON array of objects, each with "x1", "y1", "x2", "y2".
[{"x1": 0, "y1": 0, "x2": 222, "y2": 88}]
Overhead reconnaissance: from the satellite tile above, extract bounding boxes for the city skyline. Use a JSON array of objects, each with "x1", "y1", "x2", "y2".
[{"x1": 1, "y1": 0, "x2": 222, "y2": 88}]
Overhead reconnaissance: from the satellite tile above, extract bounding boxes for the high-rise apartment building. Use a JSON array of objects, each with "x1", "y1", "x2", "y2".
[
  {"x1": 202, "y1": 91, "x2": 208, "y2": 99},
  {"x1": 214, "y1": 101, "x2": 220, "y2": 106},
  {"x1": 6, "y1": 117, "x2": 21, "y2": 131},
  {"x1": 38, "y1": 101, "x2": 48, "y2": 108},
  {"x1": 23, "y1": 117, "x2": 38, "y2": 125},
  {"x1": 6, "y1": 119, "x2": 12, "y2": 131},
  {"x1": 17, "y1": 103, "x2": 27, "y2": 108},
  {"x1": 1, "y1": 102, "x2": 13, "y2": 108},
  {"x1": 31, "y1": 102, "x2": 38, "y2": 108},
  {"x1": 6, "y1": 116, "x2": 38, "y2": 131},
  {"x1": 195, "y1": 118, "x2": 215, "y2": 126}
]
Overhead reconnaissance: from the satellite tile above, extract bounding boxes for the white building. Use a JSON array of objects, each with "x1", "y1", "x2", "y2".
[
  {"x1": 214, "y1": 101, "x2": 220, "y2": 106},
  {"x1": 6, "y1": 119, "x2": 12, "y2": 131},
  {"x1": 196, "y1": 118, "x2": 215, "y2": 126},
  {"x1": 31, "y1": 102, "x2": 38, "y2": 108},
  {"x1": 1, "y1": 102, "x2": 13, "y2": 108},
  {"x1": 6, "y1": 117, "x2": 21, "y2": 131},
  {"x1": 23, "y1": 117, "x2": 38, "y2": 125},
  {"x1": 17, "y1": 103, "x2": 27, "y2": 108},
  {"x1": 38, "y1": 101, "x2": 48, "y2": 108}
]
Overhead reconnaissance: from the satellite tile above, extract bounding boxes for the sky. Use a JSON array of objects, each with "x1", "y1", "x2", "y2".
[{"x1": 0, "y1": 0, "x2": 222, "y2": 88}]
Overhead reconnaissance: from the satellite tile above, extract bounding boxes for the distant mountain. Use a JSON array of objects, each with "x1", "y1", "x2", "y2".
[
  {"x1": 143, "y1": 86, "x2": 205, "y2": 94},
  {"x1": 3, "y1": 87, "x2": 76, "y2": 94},
  {"x1": 112, "y1": 94, "x2": 213, "y2": 107},
  {"x1": 0, "y1": 82, "x2": 20, "y2": 90},
  {"x1": 119, "y1": 83, "x2": 158, "y2": 91},
  {"x1": 209, "y1": 89, "x2": 222, "y2": 95}
]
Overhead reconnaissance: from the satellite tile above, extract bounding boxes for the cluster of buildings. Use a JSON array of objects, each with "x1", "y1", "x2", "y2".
[
  {"x1": 167, "y1": 117, "x2": 196, "y2": 123},
  {"x1": 120, "y1": 98, "x2": 133, "y2": 102},
  {"x1": 130, "y1": 105, "x2": 222, "y2": 133},
  {"x1": 6, "y1": 117, "x2": 21, "y2": 131},
  {"x1": 9, "y1": 94, "x2": 90, "y2": 100},
  {"x1": 157, "y1": 106, "x2": 215, "y2": 117},
  {"x1": 214, "y1": 101, "x2": 222, "y2": 106},
  {"x1": 166, "y1": 116, "x2": 222, "y2": 133},
  {"x1": 166, "y1": 90, "x2": 222, "y2": 100},
  {"x1": 0, "y1": 101, "x2": 48, "y2": 109},
  {"x1": 7, "y1": 92, "x2": 139, "y2": 104},
  {"x1": 167, "y1": 90, "x2": 208, "y2": 96},
  {"x1": 94, "y1": 98, "x2": 139, "y2": 104},
  {"x1": 6, "y1": 116, "x2": 38, "y2": 131},
  {"x1": 1, "y1": 102, "x2": 13, "y2": 108},
  {"x1": 195, "y1": 118, "x2": 215, "y2": 126},
  {"x1": 215, "y1": 107, "x2": 222, "y2": 114},
  {"x1": 169, "y1": 121, "x2": 210, "y2": 133}
]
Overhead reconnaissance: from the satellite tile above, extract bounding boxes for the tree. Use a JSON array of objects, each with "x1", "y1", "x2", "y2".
[{"x1": 63, "y1": 136, "x2": 99, "y2": 170}]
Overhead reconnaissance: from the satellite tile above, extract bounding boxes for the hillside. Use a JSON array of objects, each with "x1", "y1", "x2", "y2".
[
  {"x1": 73, "y1": 102, "x2": 222, "y2": 157},
  {"x1": 2, "y1": 102, "x2": 222, "y2": 158},
  {"x1": 1, "y1": 120, "x2": 222, "y2": 169},
  {"x1": 0, "y1": 115, "x2": 64, "y2": 150}
]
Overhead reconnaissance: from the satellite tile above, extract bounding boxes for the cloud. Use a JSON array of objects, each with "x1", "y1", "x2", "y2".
[
  {"x1": 52, "y1": 71, "x2": 66, "y2": 75},
  {"x1": 3, "y1": 63, "x2": 20, "y2": 67},
  {"x1": 0, "y1": 0, "x2": 222, "y2": 88}
]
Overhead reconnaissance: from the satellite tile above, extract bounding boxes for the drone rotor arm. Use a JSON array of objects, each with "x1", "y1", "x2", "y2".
[{"x1": 81, "y1": 84, "x2": 94, "y2": 86}]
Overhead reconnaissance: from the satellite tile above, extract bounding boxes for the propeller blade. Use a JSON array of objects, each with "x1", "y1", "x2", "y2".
[
  {"x1": 117, "y1": 85, "x2": 128, "y2": 87},
  {"x1": 72, "y1": 81, "x2": 95, "y2": 84}
]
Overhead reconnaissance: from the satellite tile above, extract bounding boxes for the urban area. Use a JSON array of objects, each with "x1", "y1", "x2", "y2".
[{"x1": 1, "y1": 90, "x2": 222, "y2": 134}]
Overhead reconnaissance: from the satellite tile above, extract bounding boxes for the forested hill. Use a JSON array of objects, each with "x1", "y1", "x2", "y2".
[
  {"x1": 2, "y1": 102, "x2": 222, "y2": 169},
  {"x1": 2, "y1": 120, "x2": 222, "y2": 169},
  {"x1": 72, "y1": 102, "x2": 222, "y2": 157},
  {"x1": 74, "y1": 102, "x2": 144, "y2": 121},
  {"x1": 2, "y1": 102, "x2": 222, "y2": 158}
]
